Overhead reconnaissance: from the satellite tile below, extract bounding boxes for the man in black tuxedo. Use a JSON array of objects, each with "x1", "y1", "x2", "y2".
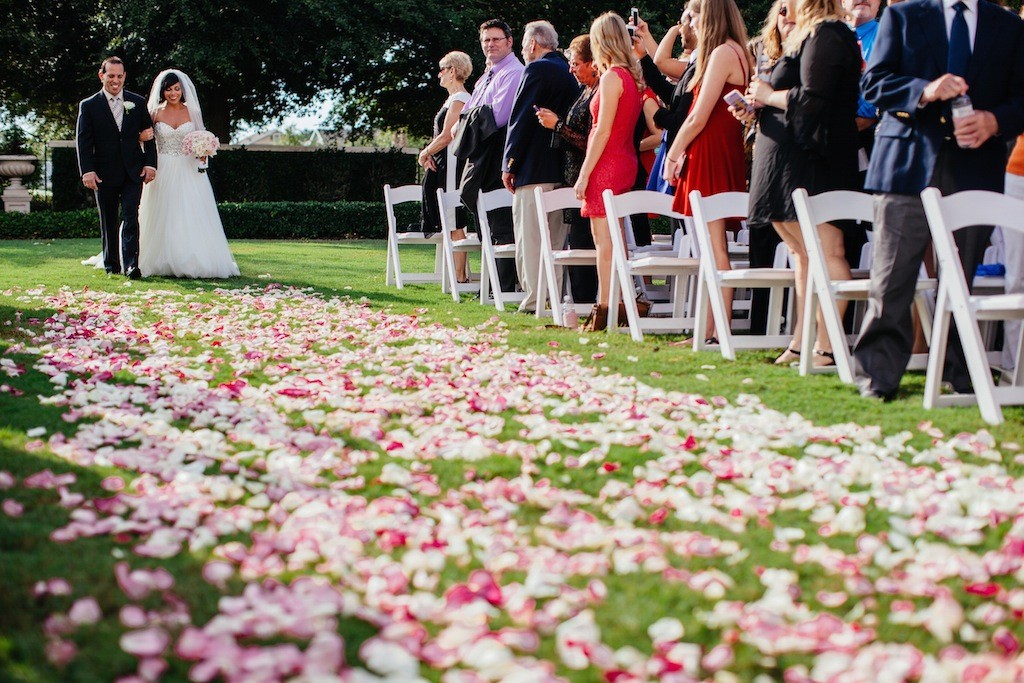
[{"x1": 76, "y1": 56, "x2": 157, "y2": 279}]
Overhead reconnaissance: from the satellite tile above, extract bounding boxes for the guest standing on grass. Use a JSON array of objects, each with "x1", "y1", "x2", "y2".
[
  {"x1": 736, "y1": 0, "x2": 862, "y2": 367},
  {"x1": 503, "y1": 21, "x2": 580, "y2": 314},
  {"x1": 663, "y1": 0, "x2": 751, "y2": 344},
  {"x1": 457, "y1": 19, "x2": 525, "y2": 294},
  {"x1": 536, "y1": 34, "x2": 601, "y2": 304},
  {"x1": 853, "y1": 0, "x2": 1024, "y2": 400},
  {"x1": 415, "y1": 51, "x2": 473, "y2": 282},
  {"x1": 572, "y1": 12, "x2": 643, "y2": 333},
  {"x1": 76, "y1": 56, "x2": 157, "y2": 280}
]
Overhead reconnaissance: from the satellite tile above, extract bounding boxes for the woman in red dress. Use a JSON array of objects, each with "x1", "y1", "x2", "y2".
[
  {"x1": 573, "y1": 11, "x2": 644, "y2": 332},
  {"x1": 664, "y1": 0, "x2": 751, "y2": 342}
]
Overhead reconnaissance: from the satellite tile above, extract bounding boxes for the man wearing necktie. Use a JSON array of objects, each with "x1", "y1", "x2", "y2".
[
  {"x1": 852, "y1": 0, "x2": 1024, "y2": 401},
  {"x1": 76, "y1": 56, "x2": 157, "y2": 279}
]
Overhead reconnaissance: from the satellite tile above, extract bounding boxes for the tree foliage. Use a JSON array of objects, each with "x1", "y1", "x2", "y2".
[{"x1": 2, "y1": 0, "x2": 777, "y2": 141}]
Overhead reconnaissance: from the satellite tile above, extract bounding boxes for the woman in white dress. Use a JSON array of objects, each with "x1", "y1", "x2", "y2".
[{"x1": 137, "y1": 69, "x2": 239, "y2": 278}]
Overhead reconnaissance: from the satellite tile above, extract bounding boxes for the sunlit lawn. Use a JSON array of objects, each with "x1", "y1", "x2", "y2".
[{"x1": 1, "y1": 237, "x2": 1021, "y2": 681}]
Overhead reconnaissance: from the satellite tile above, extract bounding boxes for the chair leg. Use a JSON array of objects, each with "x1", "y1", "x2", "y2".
[
  {"x1": 923, "y1": 286, "x2": 951, "y2": 410},
  {"x1": 952, "y1": 301, "x2": 1004, "y2": 425},
  {"x1": 433, "y1": 244, "x2": 444, "y2": 284},
  {"x1": 480, "y1": 250, "x2": 495, "y2": 309},
  {"x1": 535, "y1": 249, "x2": 549, "y2": 322},
  {"x1": 693, "y1": 274, "x2": 709, "y2": 352},
  {"x1": 799, "y1": 284, "x2": 816, "y2": 376},
  {"x1": 705, "y1": 272, "x2": 735, "y2": 360},
  {"x1": 386, "y1": 235, "x2": 395, "y2": 287},
  {"x1": 443, "y1": 235, "x2": 461, "y2": 303}
]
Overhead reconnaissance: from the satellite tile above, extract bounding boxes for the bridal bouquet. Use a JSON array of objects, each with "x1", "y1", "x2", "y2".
[{"x1": 181, "y1": 130, "x2": 220, "y2": 173}]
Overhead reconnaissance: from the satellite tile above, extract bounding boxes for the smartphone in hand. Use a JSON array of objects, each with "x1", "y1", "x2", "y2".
[
  {"x1": 723, "y1": 89, "x2": 754, "y2": 114},
  {"x1": 631, "y1": 6, "x2": 639, "y2": 25}
]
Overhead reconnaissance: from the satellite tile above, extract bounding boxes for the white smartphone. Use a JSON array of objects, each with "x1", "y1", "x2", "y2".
[{"x1": 723, "y1": 89, "x2": 754, "y2": 114}]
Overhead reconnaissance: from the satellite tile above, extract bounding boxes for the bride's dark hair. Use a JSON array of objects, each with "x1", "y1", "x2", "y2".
[{"x1": 158, "y1": 72, "x2": 186, "y2": 103}]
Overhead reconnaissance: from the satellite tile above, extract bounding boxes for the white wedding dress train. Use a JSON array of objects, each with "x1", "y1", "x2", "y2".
[{"x1": 137, "y1": 121, "x2": 239, "y2": 278}]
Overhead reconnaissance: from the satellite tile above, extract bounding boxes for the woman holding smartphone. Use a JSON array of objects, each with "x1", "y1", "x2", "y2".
[
  {"x1": 662, "y1": 0, "x2": 751, "y2": 344},
  {"x1": 740, "y1": 0, "x2": 861, "y2": 366}
]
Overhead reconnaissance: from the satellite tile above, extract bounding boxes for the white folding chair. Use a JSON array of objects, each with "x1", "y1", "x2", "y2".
[
  {"x1": 436, "y1": 188, "x2": 481, "y2": 302},
  {"x1": 920, "y1": 187, "x2": 1024, "y2": 425},
  {"x1": 602, "y1": 189, "x2": 701, "y2": 341},
  {"x1": 792, "y1": 189, "x2": 935, "y2": 383},
  {"x1": 688, "y1": 190, "x2": 796, "y2": 359},
  {"x1": 384, "y1": 184, "x2": 444, "y2": 289},
  {"x1": 534, "y1": 186, "x2": 596, "y2": 325},
  {"x1": 474, "y1": 188, "x2": 525, "y2": 311}
]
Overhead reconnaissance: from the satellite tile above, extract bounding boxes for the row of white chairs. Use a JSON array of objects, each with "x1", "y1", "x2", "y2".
[{"x1": 384, "y1": 182, "x2": 1024, "y2": 424}]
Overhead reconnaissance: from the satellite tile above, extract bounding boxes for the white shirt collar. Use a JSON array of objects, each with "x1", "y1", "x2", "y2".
[{"x1": 943, "y1": 0, "x2": 977, "y2": 11}]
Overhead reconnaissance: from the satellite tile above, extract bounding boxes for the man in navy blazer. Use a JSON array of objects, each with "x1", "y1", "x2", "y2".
[
  {"x1": 502, "y1": 20, "x2": 580, "y2": 314},
  {"x1": 76, "y1": 56, "x2": 157, "y2": 279},
  {"x1": 853, "y1": 0, "x2": 1024, "y2": 399}
]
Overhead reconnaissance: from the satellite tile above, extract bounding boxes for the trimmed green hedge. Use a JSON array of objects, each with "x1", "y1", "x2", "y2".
[
  {"x1": 50, "y1": 146, "x2": 417, "y2": 211},
  {"x1": 0, "y1": 202, "x2": 420, "y2": 241}
]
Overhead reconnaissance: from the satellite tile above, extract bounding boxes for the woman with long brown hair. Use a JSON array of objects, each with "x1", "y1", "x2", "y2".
[
  {"x1": 663, "y1": 0, "x2": 751, "y2": 343},
  {"x1": 573, "y1": 12, "x2": 644, "y2": 331}
]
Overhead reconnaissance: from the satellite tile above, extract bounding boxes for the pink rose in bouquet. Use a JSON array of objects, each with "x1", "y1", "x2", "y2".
[{"x1": 181, "y1": 130, "x2": 220, "y2": 173}]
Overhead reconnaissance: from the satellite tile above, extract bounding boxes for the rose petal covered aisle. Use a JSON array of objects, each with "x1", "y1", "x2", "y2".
[{"x1": 2, "y1": 284, "x2": 1024, "y2": 682}]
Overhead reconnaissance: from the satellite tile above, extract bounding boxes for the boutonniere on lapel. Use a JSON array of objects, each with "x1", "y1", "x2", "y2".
[{"x1": 123, "y1": 102, "x2": 135, "y2": 113}]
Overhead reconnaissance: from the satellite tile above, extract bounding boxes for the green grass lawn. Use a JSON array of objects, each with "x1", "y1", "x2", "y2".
[{"x1": 0, "y1": 238, "x2": 1021, "y2": 682}]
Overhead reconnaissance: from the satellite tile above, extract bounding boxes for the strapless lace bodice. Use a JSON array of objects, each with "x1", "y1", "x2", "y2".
[{"x1": 155, "y1": 121, "x2": 196, "y2": 156}]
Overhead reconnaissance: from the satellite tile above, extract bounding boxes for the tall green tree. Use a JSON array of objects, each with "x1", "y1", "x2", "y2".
[
  {"x1": 331, "y1": 1, "x2": 776, "y2": 140},
  {"x1": 1, "y1": 0, "x2": 779, "y2": 142}
]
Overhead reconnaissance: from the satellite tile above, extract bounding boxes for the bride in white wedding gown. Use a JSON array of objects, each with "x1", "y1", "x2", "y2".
[{"x1": 137, "y1": 69, "x2": 238, "y2": 278}]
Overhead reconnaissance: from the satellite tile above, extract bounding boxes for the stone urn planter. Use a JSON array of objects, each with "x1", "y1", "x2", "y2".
[{"x1": 0, "y1": 154, "x2": 38, "y2": 213}]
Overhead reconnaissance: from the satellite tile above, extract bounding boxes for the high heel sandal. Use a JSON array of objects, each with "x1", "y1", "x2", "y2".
[
  {"x1": 616, "y1": 292, "x2": 652, "y2": 321},
  {"x1": 582, "y1": 304, "x2": 609, "y2": 333},
  {"x1": 774, "y1": 347, "x2": 801, "y2": 365},
  {"x1": 812, "y1": 349, "x2": 836, "y2": 368}
]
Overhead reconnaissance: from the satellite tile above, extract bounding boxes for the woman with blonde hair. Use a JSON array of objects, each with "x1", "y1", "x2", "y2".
[
  {"x1": 415, "y1": 51, "x2": 473, "y2": 279},
  {"x1": 755, "y1": 0, "x2": 796, "y2": 71},
  {"x1": 573, "y1": 12, "x2": 644, "y2": 331},
  {"x1": 740, "y1": 0, "x2": 861, "y2": 365},
  {"x1": 663, "y1": 0, "x2": 751, "y2": 343}
]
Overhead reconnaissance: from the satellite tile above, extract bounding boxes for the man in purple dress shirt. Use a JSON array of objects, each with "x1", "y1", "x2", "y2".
[{"x1": 462, "y1": 19, "x2": 525, "y2": 293}]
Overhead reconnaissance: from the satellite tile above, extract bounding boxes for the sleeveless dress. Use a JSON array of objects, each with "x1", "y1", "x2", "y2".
[
  {"x1": 420, "y1": 91, "x2": 470, "y2": 233},
  {"x1": 581, "y1": 66, "x2": 642, "y2": 218},
  {"x1": 138, "y1": 121, "x2": 240, "y2": 278},
  {"x1": 673, "y1": 47, "x2": 748, "y2": 217}
]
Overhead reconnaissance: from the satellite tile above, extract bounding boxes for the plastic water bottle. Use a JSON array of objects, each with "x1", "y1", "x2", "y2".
[
  {"x1": 951, "y1": 95, "x2": 973, "y2": 148},
  {"x1": 561, "y1": 296, "x2": 579, "y2": 329}
]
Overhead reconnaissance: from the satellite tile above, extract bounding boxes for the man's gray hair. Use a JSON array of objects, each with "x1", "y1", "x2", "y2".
[{"x1": 524, "y1": 21, "x2": 558, "y2": 50}]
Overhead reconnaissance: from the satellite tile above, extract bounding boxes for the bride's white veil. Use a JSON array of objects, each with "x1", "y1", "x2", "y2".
[{"x1": 147, "y1": 69, "x2": 205, "y2": 131}]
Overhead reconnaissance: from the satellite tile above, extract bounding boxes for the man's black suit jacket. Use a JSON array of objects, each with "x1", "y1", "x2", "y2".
[{"x1": 76, "y1": 89, "x2": 157, "y2": 187}]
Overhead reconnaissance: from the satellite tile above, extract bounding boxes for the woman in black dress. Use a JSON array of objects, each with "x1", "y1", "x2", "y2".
[{"x1": 740, "y1": 0, "x2": 861, "y2": 365}]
